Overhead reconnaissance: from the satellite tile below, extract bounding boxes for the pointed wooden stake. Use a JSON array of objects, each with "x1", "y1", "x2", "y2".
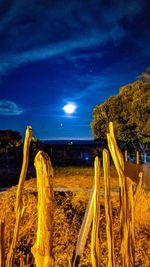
[
  {"x1": 6, "y1": 126, "x2": 32, "y2": 267},
  {"x1": 32, "y1": 151, "x2": 54, "y2": 267},
  {"x1": 103, "y1": 149, "x2": 115, "y2": 267},
  {"x1": 91, "y1": 156, "x2": 101, "y2": 267},
  {"x1": 0, "y1": 219, "x2": 5, "y2": 267}
]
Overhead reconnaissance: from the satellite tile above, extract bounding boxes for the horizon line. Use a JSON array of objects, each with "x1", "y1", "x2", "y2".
[{"x1": 40, "y1": 137, "x2": 94, "y2": 141}]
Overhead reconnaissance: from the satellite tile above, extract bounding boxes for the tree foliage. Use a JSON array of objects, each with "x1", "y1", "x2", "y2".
[
  {"x1": 91, "y1": 80, "x2": 150, "y2": 150},
  {"x1": 0, "y1": 130, "x2": 22, "y2": 152},
  {"x1": 139, "y1": 67, "x2": 150, "y2": 82}
]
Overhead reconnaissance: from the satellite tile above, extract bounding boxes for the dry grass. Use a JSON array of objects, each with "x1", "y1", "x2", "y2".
[
  {"x1": 54, "y1": 166, "x2": 118, "y2": 190},
  {"x1": 0, "y1": 166, "x2": 149, "y2": 266},
  {"x1": 134, "y1": 187, "x2": 150, "y2": 267}
]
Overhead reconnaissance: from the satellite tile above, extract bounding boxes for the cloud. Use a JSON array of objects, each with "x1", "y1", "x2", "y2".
[
  {"x1": 59, "y1": 50, "x2": 103, "y2": 62},
  {"x1": 0, "y1": 0, "x2": 144, "y2": 75},
  {"x1": 64, "y1": 73, "x2": 117, "y2": 106},
  {"x1": 0, "y1": 37, "x2": 103, "y2": 74},
  {"x1": 0, "y1": 100, "x2": 24, "y2": 115}
]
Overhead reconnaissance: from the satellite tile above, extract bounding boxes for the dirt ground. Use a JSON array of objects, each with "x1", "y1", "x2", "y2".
[{"x1": 0, "y1": 167, "x2": 150, "y2": 266}]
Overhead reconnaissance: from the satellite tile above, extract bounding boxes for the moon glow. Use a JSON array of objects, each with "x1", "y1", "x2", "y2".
[{"x1": 63, "y1": 103, "x2": 76, "y2": 114}]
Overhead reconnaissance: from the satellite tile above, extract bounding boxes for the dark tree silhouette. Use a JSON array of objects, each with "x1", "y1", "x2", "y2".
[{"x1": 0, "y1": 130, "x2": 22, "y2": 153}]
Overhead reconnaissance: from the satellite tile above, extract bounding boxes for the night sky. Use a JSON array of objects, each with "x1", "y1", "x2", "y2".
[{"x1": 0, "y1": 0, "x2": 150, "y2": 140}]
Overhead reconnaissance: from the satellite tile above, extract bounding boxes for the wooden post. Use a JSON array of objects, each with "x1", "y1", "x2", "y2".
[
  {"x1": 0, "y1": 220, "x2": 5, "y2": 267},
  {"x1": 32, "y1": 151, "x2": 54, "y2": 267},
  {"x1": 107, "y1": 122, "x2": 134, "y2": 267},
  {"x1": 6, "y1": 126, "x2": 32, "y2": 267},
  {"x1": 128, "y1": 183, "x2": 135, "y2": 265},
  {"x1": 125, "y1": 150, "x2": 128, "y2": 162},
  {"x1": 91, "y1": 156, "x2": 101, "y2": 267},
  {"x1": 103, "y1": 149, "x2": 114, "y2": 267},
  {"x1": 72, "y1": 187, "x2": 94, "y2": 267},
  {"x1": 136, "y1": 151, "x2": 139, "y2": 165}
]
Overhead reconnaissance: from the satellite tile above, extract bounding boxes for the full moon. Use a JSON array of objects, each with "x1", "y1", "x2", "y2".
[{"x1": 63, "y1": 103, "x2": 76, "y2": 114}]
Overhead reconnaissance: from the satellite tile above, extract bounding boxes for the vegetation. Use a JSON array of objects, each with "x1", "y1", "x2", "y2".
[
  {"x1": 91, "y1": 80, "x2": 150, "y2": 152},
  {"x1": 0, "y1": 130, "x2": 22, "y2": 153},
  {"x1": 0, "y1": 123, "x2": 150, "y2": 266},
  {"x1": 0, "y1": 169, "x2": 149, "y2": 266},
  {"x1": 0, "y1": 130, "x2": 41, "y2": 155},
  {"x1": 139, "y1": 67, "x2": 150, "y2": 81}
]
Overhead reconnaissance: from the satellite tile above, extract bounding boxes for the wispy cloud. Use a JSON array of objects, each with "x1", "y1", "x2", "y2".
[
  {"x1": 0, "y1": 100, "x2": 24, "y2": 115},
  {"x1": 64, "y1": 73, "x2": 118, "y2": 105},
  {"x1": 0, "y1": 0, "x2": 144, "y2": 75}
]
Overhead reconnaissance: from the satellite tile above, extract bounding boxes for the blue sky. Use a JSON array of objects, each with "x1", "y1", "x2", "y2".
[{"x1": 0, "y1": 0, "x2": 150, "y2": 139}]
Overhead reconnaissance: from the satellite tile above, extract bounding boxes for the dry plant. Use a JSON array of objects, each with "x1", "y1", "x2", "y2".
[{"x1": 134, "y1": 187, "x2": 150, "y2": 230}]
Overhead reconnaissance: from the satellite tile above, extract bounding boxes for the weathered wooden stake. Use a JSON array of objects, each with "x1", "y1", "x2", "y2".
[
  {"x1": 6, "y1": 126, "x2": 32, "y2": 267},
  {"x1": 103, "y1": 149, "x2": 114, "y2": 267},
  {"x1": 72, "y1": 187, "x2": 94, "y2": 267},
  {"x1": 107, "y1": 122, "x2": 134, "y2": 267},
  {"x1": 91, "y1": 156, "x2": 101, "y2": 267},
  {"x1": 128, "y1": 182, "x2": 135, "y2": 265},
  {"x1": 136, "y1": 151, "x2": 139, "y2": 165},
  {"x1": 32, "y1": 151, "x2": 54, "y2": 267},
  {"x1": 125, "y1": 150, "x2": 128, "y2": 162},
  {"x1": 0, "y1": 219, "x2": 5, "y2": 267}
]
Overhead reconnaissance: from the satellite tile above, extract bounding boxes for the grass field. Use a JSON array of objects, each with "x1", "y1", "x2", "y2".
[{"x1": 0, "y1": 166, "x2": 149, "y2": 266}]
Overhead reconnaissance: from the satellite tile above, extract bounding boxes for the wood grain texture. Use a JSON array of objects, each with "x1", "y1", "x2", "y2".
[
  {"x1": 103, "y1": 149, "x2": 114, "y2": 267},
  {"x1": 32, "y1": 151, "x2": 54, "y2": 267},
  {"x1": 91, "y1": 156, "x2": 101, "y2": 267},
  {"x1": 6, "y1": 126, "x2": 32, "y2": 267}
]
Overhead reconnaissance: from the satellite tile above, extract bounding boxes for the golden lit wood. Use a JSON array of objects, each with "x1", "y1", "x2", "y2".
[
  {"x1": 136, "y1": 151, "x2": 139, "y2": 165},
  {"x1": 107, "y1": 122, "x2": 134, "y2": 267},
  {"x1": 32, "y1": 151, "x2": 54, "y2": 267},
  {"x1": 91, "y1": 156, "x2": 101, "y2": 267},
  {"x1": 6, "y1": 126, "x2": 32, "y2": 267},
  {"x1": 125, "y1": 150, "x2": 128, "y2": 162},
  {"x1": 0, "y1": 219, "x2": 5, "y2": 267},
  {"x1": 15, "y1": 126, "x2": 32, "y2": 212},
  {"x1": 103, "y1": 149, "x2": 114, "y2": 267},
  {"x1": 128, "y1": 182, "x2": 135, "y2": 264},
  {"x1": 134, "y1": 172, "x2": 143, "y2": 206},
  {"x1": 72, "y1": 187, "x2": 94, "y2": 266}
]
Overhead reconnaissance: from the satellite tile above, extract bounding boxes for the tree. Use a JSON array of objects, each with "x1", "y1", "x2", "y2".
[
  {"x1": 0, "y1": 130, "x2": 22, "y2": 153},
  {"x1": 91, "y1": 80, "x2": 150, "y2": 152},
  {"x1": 139, "y1": 67, "x2": 150, "y2": 82}
]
